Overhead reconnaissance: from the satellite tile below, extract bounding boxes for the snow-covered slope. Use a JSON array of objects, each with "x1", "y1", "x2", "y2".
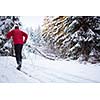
[{"x1": 0, "y1": 54, "x2": 100, "y2": 83}]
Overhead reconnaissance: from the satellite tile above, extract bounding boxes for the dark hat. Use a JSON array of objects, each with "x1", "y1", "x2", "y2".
[{"x1": 15, "y1": 25, "x2": 19, "y2": 29}]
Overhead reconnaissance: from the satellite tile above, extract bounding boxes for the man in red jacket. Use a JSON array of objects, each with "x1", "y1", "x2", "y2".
[{"x1": 6, "y1": 26, "x2": 28, "y2": 70}]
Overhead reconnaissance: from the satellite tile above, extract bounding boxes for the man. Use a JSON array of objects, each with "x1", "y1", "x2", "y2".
[{"x1": 6, "y1": 26, "x2": 28, "y2": 70}]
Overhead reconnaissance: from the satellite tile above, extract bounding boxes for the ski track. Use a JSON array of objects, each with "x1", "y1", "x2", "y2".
[
  {"x1": 22, "y1": 65, "x2": 99, "y2": 83},
  {"x1": 19, "y1": 70, "x2": 44, "y2": 82},
  {"x1": 9, "y1": 61, "x2": 99, "y2": 82},
  {"x1": 36, "y1": 66, "x2": 100, "y2": 83},
  {"x1": 0, "y1": 57, "x2": 100, "y2": 83}
]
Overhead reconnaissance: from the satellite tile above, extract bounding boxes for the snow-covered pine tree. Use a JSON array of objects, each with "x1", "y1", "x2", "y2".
[
  {"x1": 42, "y1": 16, "x2": 100, "y2": 63},
  {"x1": 30, "y1": 26, "x2": 44, "y2": 46},
  {"x1": 64, "y1": 16, "x2": 100, "y2": 63},
  {"x1": 0, "y1": 16, "x2": 21, "y2": 56},
  {"x1": 25, "y1": 26, "x2": 45, "y2": 53},
  {"x1": 42, "y1": 16, "x2": 68, "y2": 57}
]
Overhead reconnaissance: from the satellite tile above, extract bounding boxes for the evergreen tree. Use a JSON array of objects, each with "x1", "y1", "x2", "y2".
[
  {"x1": 25, "y1": 26, "x2": 45, "y2": 53},
  {"x1": 42, "y1": 16, "x2": 100, "y2": 63},
  {"x1": 0, "y1": 16, "x2": 21, "y2": 56},
  {"x1": 42, "y1": 16, "x2": 68, "y2": 57}
]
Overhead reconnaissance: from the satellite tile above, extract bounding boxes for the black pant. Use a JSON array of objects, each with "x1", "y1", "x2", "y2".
[{"x1": 14, "y1": 44, "x2": 23, "y2": 65}]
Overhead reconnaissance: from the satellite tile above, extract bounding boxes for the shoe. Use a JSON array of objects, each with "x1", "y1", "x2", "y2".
[{"x1": 17, "y1": 65, "x2": 21, "y2": 71}]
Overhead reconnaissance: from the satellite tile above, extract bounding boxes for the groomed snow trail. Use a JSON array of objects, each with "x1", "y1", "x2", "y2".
[{"x1": 0, "y1": 55, "x2": 100, "y2": 83}]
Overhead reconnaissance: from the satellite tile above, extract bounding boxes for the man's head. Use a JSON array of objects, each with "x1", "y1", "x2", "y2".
[{"x1": 15, "y1": 25, "x2": 19, "y2": 29}]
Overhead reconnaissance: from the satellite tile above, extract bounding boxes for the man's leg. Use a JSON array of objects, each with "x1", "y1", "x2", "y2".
[
  {"x1": 19, "y1": 44, "x2": 23, "y2": 66},
  {"x1": 14, "y1": 44, "x2": 20, "y2": 65},
  {"x1": 14, "y1": 44, "x2": 23, "y2": 70}
]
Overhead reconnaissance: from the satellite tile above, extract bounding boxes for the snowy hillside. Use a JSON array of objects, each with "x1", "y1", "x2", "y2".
[{"x1": 0, "y1": 53, "x2": 100, "y2": 83}]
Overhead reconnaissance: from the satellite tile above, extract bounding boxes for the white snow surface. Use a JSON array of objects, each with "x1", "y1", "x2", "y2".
[{"x1": 0, "y1": 53, "x2": 100, "y2": 83}]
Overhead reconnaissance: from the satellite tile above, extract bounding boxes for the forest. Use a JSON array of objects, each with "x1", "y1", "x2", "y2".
[{"x1": 0, "y1": 16, "x2": 100, "y2": 64}]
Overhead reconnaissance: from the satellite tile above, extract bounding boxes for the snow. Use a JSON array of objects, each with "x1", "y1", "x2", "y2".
[
  {"x1": 70, "y1": 43, "x2": 80, "y2": 52},
  {"x1": 0, "y1": 53, "x2": 100, "y2": 83},
  {"x1": 4, "y1": 40, "x2": 12, "y2": 48}
]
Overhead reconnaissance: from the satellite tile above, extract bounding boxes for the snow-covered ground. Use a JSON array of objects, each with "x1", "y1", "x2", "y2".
[{"x1": 0, "y1": 53, "x2": 100, "y2": 83}]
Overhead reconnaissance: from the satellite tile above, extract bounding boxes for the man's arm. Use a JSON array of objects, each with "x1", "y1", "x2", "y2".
[
  {"x1": 6, "y1": 30, "x2": 13, "y2": 39},
  {"x1": 22, "y1": 31, "x2": 28, "y2": 43}
]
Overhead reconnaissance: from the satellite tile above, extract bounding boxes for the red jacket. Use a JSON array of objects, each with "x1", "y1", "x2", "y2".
[{"x1": 6, "y1": 29, "x2": 28, "y2": 45}]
